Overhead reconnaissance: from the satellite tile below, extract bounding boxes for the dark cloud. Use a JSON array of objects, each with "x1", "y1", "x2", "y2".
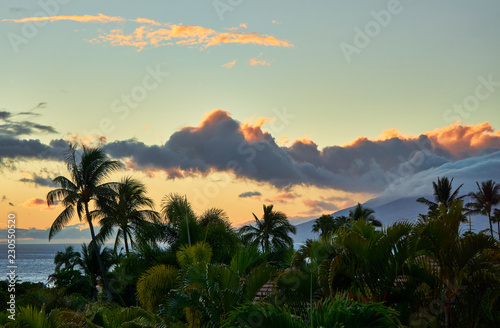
[
  {"x1": 238, "y1": 191, "x2": 262, "y2": 198},
  {"x1": 0, "y1": 136, "x2": 68, "y2": 161},
  {"x1": 0, "y1": 107, "x2": 57, "y2": 137},
  {"x1": 9, "y1": 202, "x2": 14, "y2": 206},
  {"x1": 104, "y1": 110, "x2": 500, "y2": 193},
  {"x1": 19, "y1": 173, "x2": 58, "y2": 187},
  {"x1": 0, "y1": 111, "x2": 11, "y2": 120}
]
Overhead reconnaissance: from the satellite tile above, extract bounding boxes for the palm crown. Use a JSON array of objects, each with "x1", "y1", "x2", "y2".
[{"x1": 240, "y1": 204, "x2": 297, "y2": 253}]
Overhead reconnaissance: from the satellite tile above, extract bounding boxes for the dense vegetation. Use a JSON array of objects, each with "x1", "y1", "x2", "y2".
[{"x1": 1, "y1": 146, "x2": 499, "y2": 327}]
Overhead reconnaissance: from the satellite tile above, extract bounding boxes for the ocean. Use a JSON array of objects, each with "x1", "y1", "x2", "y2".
[{"x1": 1, "y1": 243, "x2": 83, "y2": 284}]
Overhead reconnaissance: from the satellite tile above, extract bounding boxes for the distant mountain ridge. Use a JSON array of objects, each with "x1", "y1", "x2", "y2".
[{"x1": 293, "y1": 196, "x2": 489, "y2": 243}]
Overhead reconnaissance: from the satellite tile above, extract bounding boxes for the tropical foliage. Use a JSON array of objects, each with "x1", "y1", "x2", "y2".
[{"x1": 4, "y1": 147, "x2": 498, "y2": 328}]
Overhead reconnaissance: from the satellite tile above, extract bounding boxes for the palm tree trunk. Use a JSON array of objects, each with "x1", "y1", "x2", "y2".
[
  {"x1": 488, "y1": 213, "x2": 494, "y2": 238},
  {"x1": 86, "y1": 204, "x2": 113, "y2": 302},
  {"x1": 497, "y1": 220, "x2": 500, "y2": 241},
  {"x1": 124, "y1": 229, "x2": 130, "y2": 255},
  {"x1": 444, "y1": 301, "x2": 451, "y2": 328}
]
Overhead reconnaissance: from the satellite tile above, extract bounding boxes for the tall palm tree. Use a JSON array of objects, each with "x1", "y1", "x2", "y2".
[
  {"x1": 311, "y1": 214, "x2": 336, "y2": 238},
  {"x1": 349, "y1": 203, "x2": 382, "y2": 227},
  {"x1": 46, "y1": 145, "x2": 121, "y2": 302},
  {"x1": 466, "y1": 180, "x2": 500, "y2": 238},
  {"x1": 417, "y1": 176, "x2": 464, "y2": 212},
  {"x1": 53, "y1": 246, "x2": 80, "y2": 273},
  {"x1": 239, "y1": 204, "x2": 296, "y2": 253},
  {"x1": 96, "y1": 177, "x2": 159, "y2": 255}
]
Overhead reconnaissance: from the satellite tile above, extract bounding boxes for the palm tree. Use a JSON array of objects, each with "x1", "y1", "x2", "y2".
[
  {"x1": 349, "y1": 203, "x2": 382, "y2": 227},
  {"x1": 97, "y1": 177, "x2": 159, "y2": 255},
  {"x1": 53, "y1": 246, "x2": 80, "y2": 273},
  {"x1": 46, "y1": 145, "x2": 121, "y2": 302},
  {"x1": 311, "y1": 214, "x2": 335, "y2": 238},
  {"x1": 417, "y1": 176, "x2": 464, "y2": 212},
  {"x1": 415, "y1": 201, "x2": 500, "y2": 327},
  {"x1": 78, "y1": 242, "x2": 115, "y2": 297},
  {"x1": 239, "y1": 204, "x2": 297, "y2": 253},
  {"x1": 161, "y1": 193, "x2": 199, "y2": 246},
  {"x1": 466, "y1": 180, "x2": 500, "y2": 238}
]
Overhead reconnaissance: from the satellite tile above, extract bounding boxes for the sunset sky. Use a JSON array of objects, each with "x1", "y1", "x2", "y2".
[{"x1": 1, "y1": 1, "x2": 500, "y2": 240}]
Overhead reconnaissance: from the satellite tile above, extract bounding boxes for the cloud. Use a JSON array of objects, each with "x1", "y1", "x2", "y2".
[
  {"x1": 239, "y1": 191, "x2": 262, "y2": 198},
  {"x1": 374, "y1": 151, "x2": 500, "y2": 208},
  {"x1": 301, "y1": 199, "x2": 340, "y2": 215},
  {"x1": 21, "y1": 197, "x2": 56, "y2": 210},
  {"x1": 102, "y1": 111, "x2": 500, "y2": 194},
  {"x1": 3, "y1": 14, "x2": 293, "y2": 52},
  {"x1": 9, "y1": 202, "x2": 14, "y2": 206},
  {"x1": 0, "y1": 108, "x2": 57, "y2": 137},
  {"x1": 221, "y1": 60, "x2": 237, "y2": 69},
  {"x1": 19, "y1": 173, "x2": 58, "y2": 188},
  {"x1": 2, "y1": 13, "x2": 125, "y2": 23},
  {"x1": 250, "y1": 58, "x2": 271, "y2": 66},
  {"x1": 91, "y1": 25, "x2": 293, "y2": 51},
  {"x1": 264, "y1": 192, "x2": 300, "y2": 204},
  {"x1": 0, "y1": 136, "x2": 68, "y2": 163}
]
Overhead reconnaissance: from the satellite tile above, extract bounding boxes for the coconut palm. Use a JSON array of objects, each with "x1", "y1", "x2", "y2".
[
  {"x1": 161, "y1": 193, "x2": 200, "y2": 246},
  {"x1": 311, "y1": 214, "x2": 336, "y2": 238},
  {"x1": 78, "y1": 242, "x2": 116, "y2": 295},
  {"x1": 466, "y1": 180, "x2": 500, "y2": 238},
  {"x1": 239, "y1": 204, "x2": 297, "y2": 253},
  {"x1": 349, "y1": 203, "x2": 382, "y2": 227},
  {"x1": 53, "y1": 246, "x2": 80, "y2": 273},
  {"x1": 97, "y1": 177, "x2": 159, "y2": 255},
  {"x1": 417, "y1": 176, "x2": 464, "y2": 212},
  {"x1": 46, "y1": 145, "x2": 121, "y2": 302}
]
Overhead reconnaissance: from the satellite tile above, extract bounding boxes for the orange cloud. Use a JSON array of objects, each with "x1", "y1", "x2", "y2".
[
  {"x1": 221, "y1": 60, "x2": 237, "y2": 69},
  {"x1": 292, "y1": 136, "x2": 317, "y2": 147},
  {"x1": 250, "y1": 58, "x2": 271, "y2": 66},
  {"x1": 240, "y1": 116, "x2": 274, "y2": 142},
  {"x1": 21, "y1": 198, "x2": 56, "y2": 210},
  {"x1": 426, "y1": 122, "x2": 500, "y2": 158},
  {"x1": 3, "y1": 15, "x2": 293, "y2": 51},
  {"x1": 2, "y1": 13, "x2": 125, "y2": 23},
  {"x1": 133, "y1": 17, "x2": 162, "y2": 26},
  {"x1": 65, "y1": 134, "x2": 106, "y2": 147},
  {"x1": 92, "y1": 25, "x2": 293, "y2": 51},
  {"x1": 279, "y1": 136, "x2": 290, "y2": 145},
  {"x1": 341, "y1": 121, "x2": 500, "y2": 158}
]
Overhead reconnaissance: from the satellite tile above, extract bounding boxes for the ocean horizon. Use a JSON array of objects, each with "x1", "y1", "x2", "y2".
[{"x1": 0, "y1": 243, "x2": 112, "y2": 284}]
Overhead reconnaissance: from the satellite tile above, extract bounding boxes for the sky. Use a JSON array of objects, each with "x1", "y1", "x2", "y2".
[{"x1": 1, "y1": 0, "x2": 500, "y2": 241}]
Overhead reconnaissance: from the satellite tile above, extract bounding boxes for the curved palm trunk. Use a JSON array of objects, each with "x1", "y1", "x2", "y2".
[
  {"x1": 86, "y1": 204, "x2": 113, "y2": 302},
  {"x1": 123, "y1": 227, "x2": 130, "y2": 255}
]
